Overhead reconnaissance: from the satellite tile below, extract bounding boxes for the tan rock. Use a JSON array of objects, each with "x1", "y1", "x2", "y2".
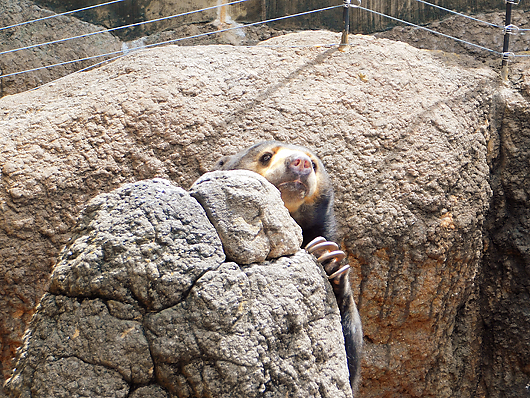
[{"x1": 0, "y1": 0, "x2": 122, "y2": 97}]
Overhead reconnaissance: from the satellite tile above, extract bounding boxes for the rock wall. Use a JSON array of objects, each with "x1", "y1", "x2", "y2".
[
  {"x1": 1, "y1": 0, "x2": 515, "y2": 100},
  {"x1": 376, "y1": 18, "x2": 530, "y2": 398},
  {"x1": 376, "y1": 9, "x2": 530, "y2": 68},
  {"x1": 480, "y1": 84, "x2": 530, "y2": 398},
  {"x1": 33, "y1": 0, "x2": 263, "y2": 39},
  {"x1": 0, "y1": 30, "x2": 508, "y2": 397},
  {"x1": 0, "y1": 0, "x2": 289, "y2": 98}
]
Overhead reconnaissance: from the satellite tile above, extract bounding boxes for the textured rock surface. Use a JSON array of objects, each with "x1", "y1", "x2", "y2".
[
  {"x1": 190, "y1": 170, "x2": 303, "y2": 264},
  {"x1": 1, "y1": 29, "x2": 527, "y2": 398},
  {"x1": 49, "y1": 178, "x2": 225, "y2": 311},
  {"x1": 375, "y1": 10, "x2": 530, "y2": 68},
  {"x1": 0, "y1": 0, "x2": 289, "y2": 98},
  {"x1": 32, "y1": 0, "x2": 506, "y2": 39},
  {"x1": 5, "y1": 178, "x2": 351, "y2": 398},
  {"x1": 3, "y1": 0, "x2": 512, "y2": 99}
]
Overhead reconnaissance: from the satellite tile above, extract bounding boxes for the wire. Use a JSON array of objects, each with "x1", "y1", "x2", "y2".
[
  {"x1": 28, "y1": 53, "x2": 126, "y2": 92},
  {"x1": 0, "y1": 0, "x2": 126, "y2": 32},
  {"x1": 354, "y1": 4, "x2": 502, "y2": 55},
  {"x1": 0, "y1": 50, "x2": 120, "y2": 79},
  {"x1": 412, "y1": 0, "x2": 501, "y2": 29},
  {"x1": 366, "y1": 0, "x2": 530, "y2": 56},
  {"x1": 141, "y1": 5, "x2": 342, "y2": 49},
  {"x1": 0, "y1": 0, "x2": 252, "y2": 56},
  {"x1": 4, "y1": 1, "x2": 530, "y2": 83},
  {"x1": 0, "y1": 4, "x2": 342, "y2": 80}
]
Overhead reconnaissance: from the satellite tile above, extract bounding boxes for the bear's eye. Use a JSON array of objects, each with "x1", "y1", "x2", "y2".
[
  {"x1": 259, "y1": 153, "x2": 272, "y2": 164},
  {"x1": 311, "y1": 161, "x2": 317, "y2": 170}
]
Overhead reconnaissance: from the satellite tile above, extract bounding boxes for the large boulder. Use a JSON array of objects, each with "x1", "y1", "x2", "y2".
[
  {"x1": 3, "y1": 29, "x2": 527, "y2": 397},
  {"x1": 5, "y1": 177, "x2": 351, "y2": 398}
]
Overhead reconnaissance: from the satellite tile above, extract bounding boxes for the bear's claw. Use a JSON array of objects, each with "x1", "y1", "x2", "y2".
[
  {"x1": 327, "y1": 264, "x2": 351, "y2": 280},
  {"x1": 305, "y1": 236, "x2": 333, "y2": 253},
  {"x1": 305, "y1": 237, "x2": 349, "y2": 281}
]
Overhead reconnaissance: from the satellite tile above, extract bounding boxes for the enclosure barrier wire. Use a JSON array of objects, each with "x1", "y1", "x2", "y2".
[
  {"x1": 0, "y1": 4, "x2": 342, "y2": 81},
  {"x1": 357, "y1": 0, "x2": 528, "y2": 67},
  {"x1": 413, "y1": 0, "x2": 501, "y2": 28},
  {"x1": 0, "y1": 0, "x2": 127, "y2": 32},
  {"x1": 0, "y1": 0, "x2": 528, "y2": 84},
  {"x1": 0, "y1": 0, "x2": 252, "y2": 56},
  {"x1": 353, "y1": 2, "x2": 502, "y2": 56}
]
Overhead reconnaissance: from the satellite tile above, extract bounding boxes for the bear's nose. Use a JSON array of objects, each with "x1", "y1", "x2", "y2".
[{"x1": 288, "y1": 154, "x2": 312, "y2": 176}]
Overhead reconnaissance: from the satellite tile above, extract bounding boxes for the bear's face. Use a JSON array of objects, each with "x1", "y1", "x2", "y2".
[
  {"x1": 250, "y1": 145, "x2": 318, "y2": 213},
  {"x1": 215, "y1": 141, "x2": 326, "y2": 214}
]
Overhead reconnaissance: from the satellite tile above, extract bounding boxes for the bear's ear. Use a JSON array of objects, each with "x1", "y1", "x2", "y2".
[{"x1": 213, "y1": 155, "x2": 231, "y2": 170}]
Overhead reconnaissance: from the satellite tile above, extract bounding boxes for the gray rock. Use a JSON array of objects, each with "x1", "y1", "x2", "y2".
[
  {"x1": 146, "y1": 254, "x2": 351, "y2": 398},
  {"x1": 5, "y1": 177, "x2": 351, "y2": 398},
  {"x1": 129, "y1": 385, "x2": 168, "y2": 398},
  {"x1": 30, "y1": 357, "x2": 129, "y2": 398},
  {"x1": 190, "y1": 170, "x2": 303, "y2": 264},
  {"x1": 49, "y1": 178, "x2": 225, "y2": 311},
  {"x1": 5, "y1": 295, "x2": 147, "y2": 397}
]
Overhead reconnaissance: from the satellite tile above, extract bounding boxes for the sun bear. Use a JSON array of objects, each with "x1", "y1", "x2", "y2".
[
  {"x1": 214, "y1": 141, "x2": 363, "y2": 394},
  {"x1": 215, "y1": 141, "x2": 336, "y2": 246}
]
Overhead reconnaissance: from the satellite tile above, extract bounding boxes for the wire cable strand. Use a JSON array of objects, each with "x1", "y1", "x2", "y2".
[
  {"x1": 0, "y1": 4, "x2": 342, "y2": 80},
  {"x1": 354, "y1": 4, "x2": 502, "y2": 55},
  {"x1": 5, "y1": 2, "x2": 530, "y2": 83},
  {"x1": 412, "y1": 0, "x2": 501, "y2": 28},
  {"x1": 0, "y1": 0, "x2": 251, "y2": 56},
  {"x1": 141, "y1": 5, "x2": 342, "y2": 49},
  {"x1": 0, "y1": 0, "x2": 126, "y2": 32},
  {"x1": 28, "y1": 52, "x2": 126, "y2": 92}
]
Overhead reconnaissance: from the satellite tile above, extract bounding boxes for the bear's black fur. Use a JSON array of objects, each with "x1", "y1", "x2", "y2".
[{"x1": 215, "y1": 141, "x2": 363, "y2": 395}]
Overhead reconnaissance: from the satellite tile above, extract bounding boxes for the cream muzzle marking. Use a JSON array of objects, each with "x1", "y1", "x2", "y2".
[{"x1": 260, "y1": 147, "x2": 318, "y2": 212}]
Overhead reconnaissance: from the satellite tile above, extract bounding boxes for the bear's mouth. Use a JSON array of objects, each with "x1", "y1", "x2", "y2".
[{"x1": 277, "y1": 179, "x2": 309, "y2": 201}]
